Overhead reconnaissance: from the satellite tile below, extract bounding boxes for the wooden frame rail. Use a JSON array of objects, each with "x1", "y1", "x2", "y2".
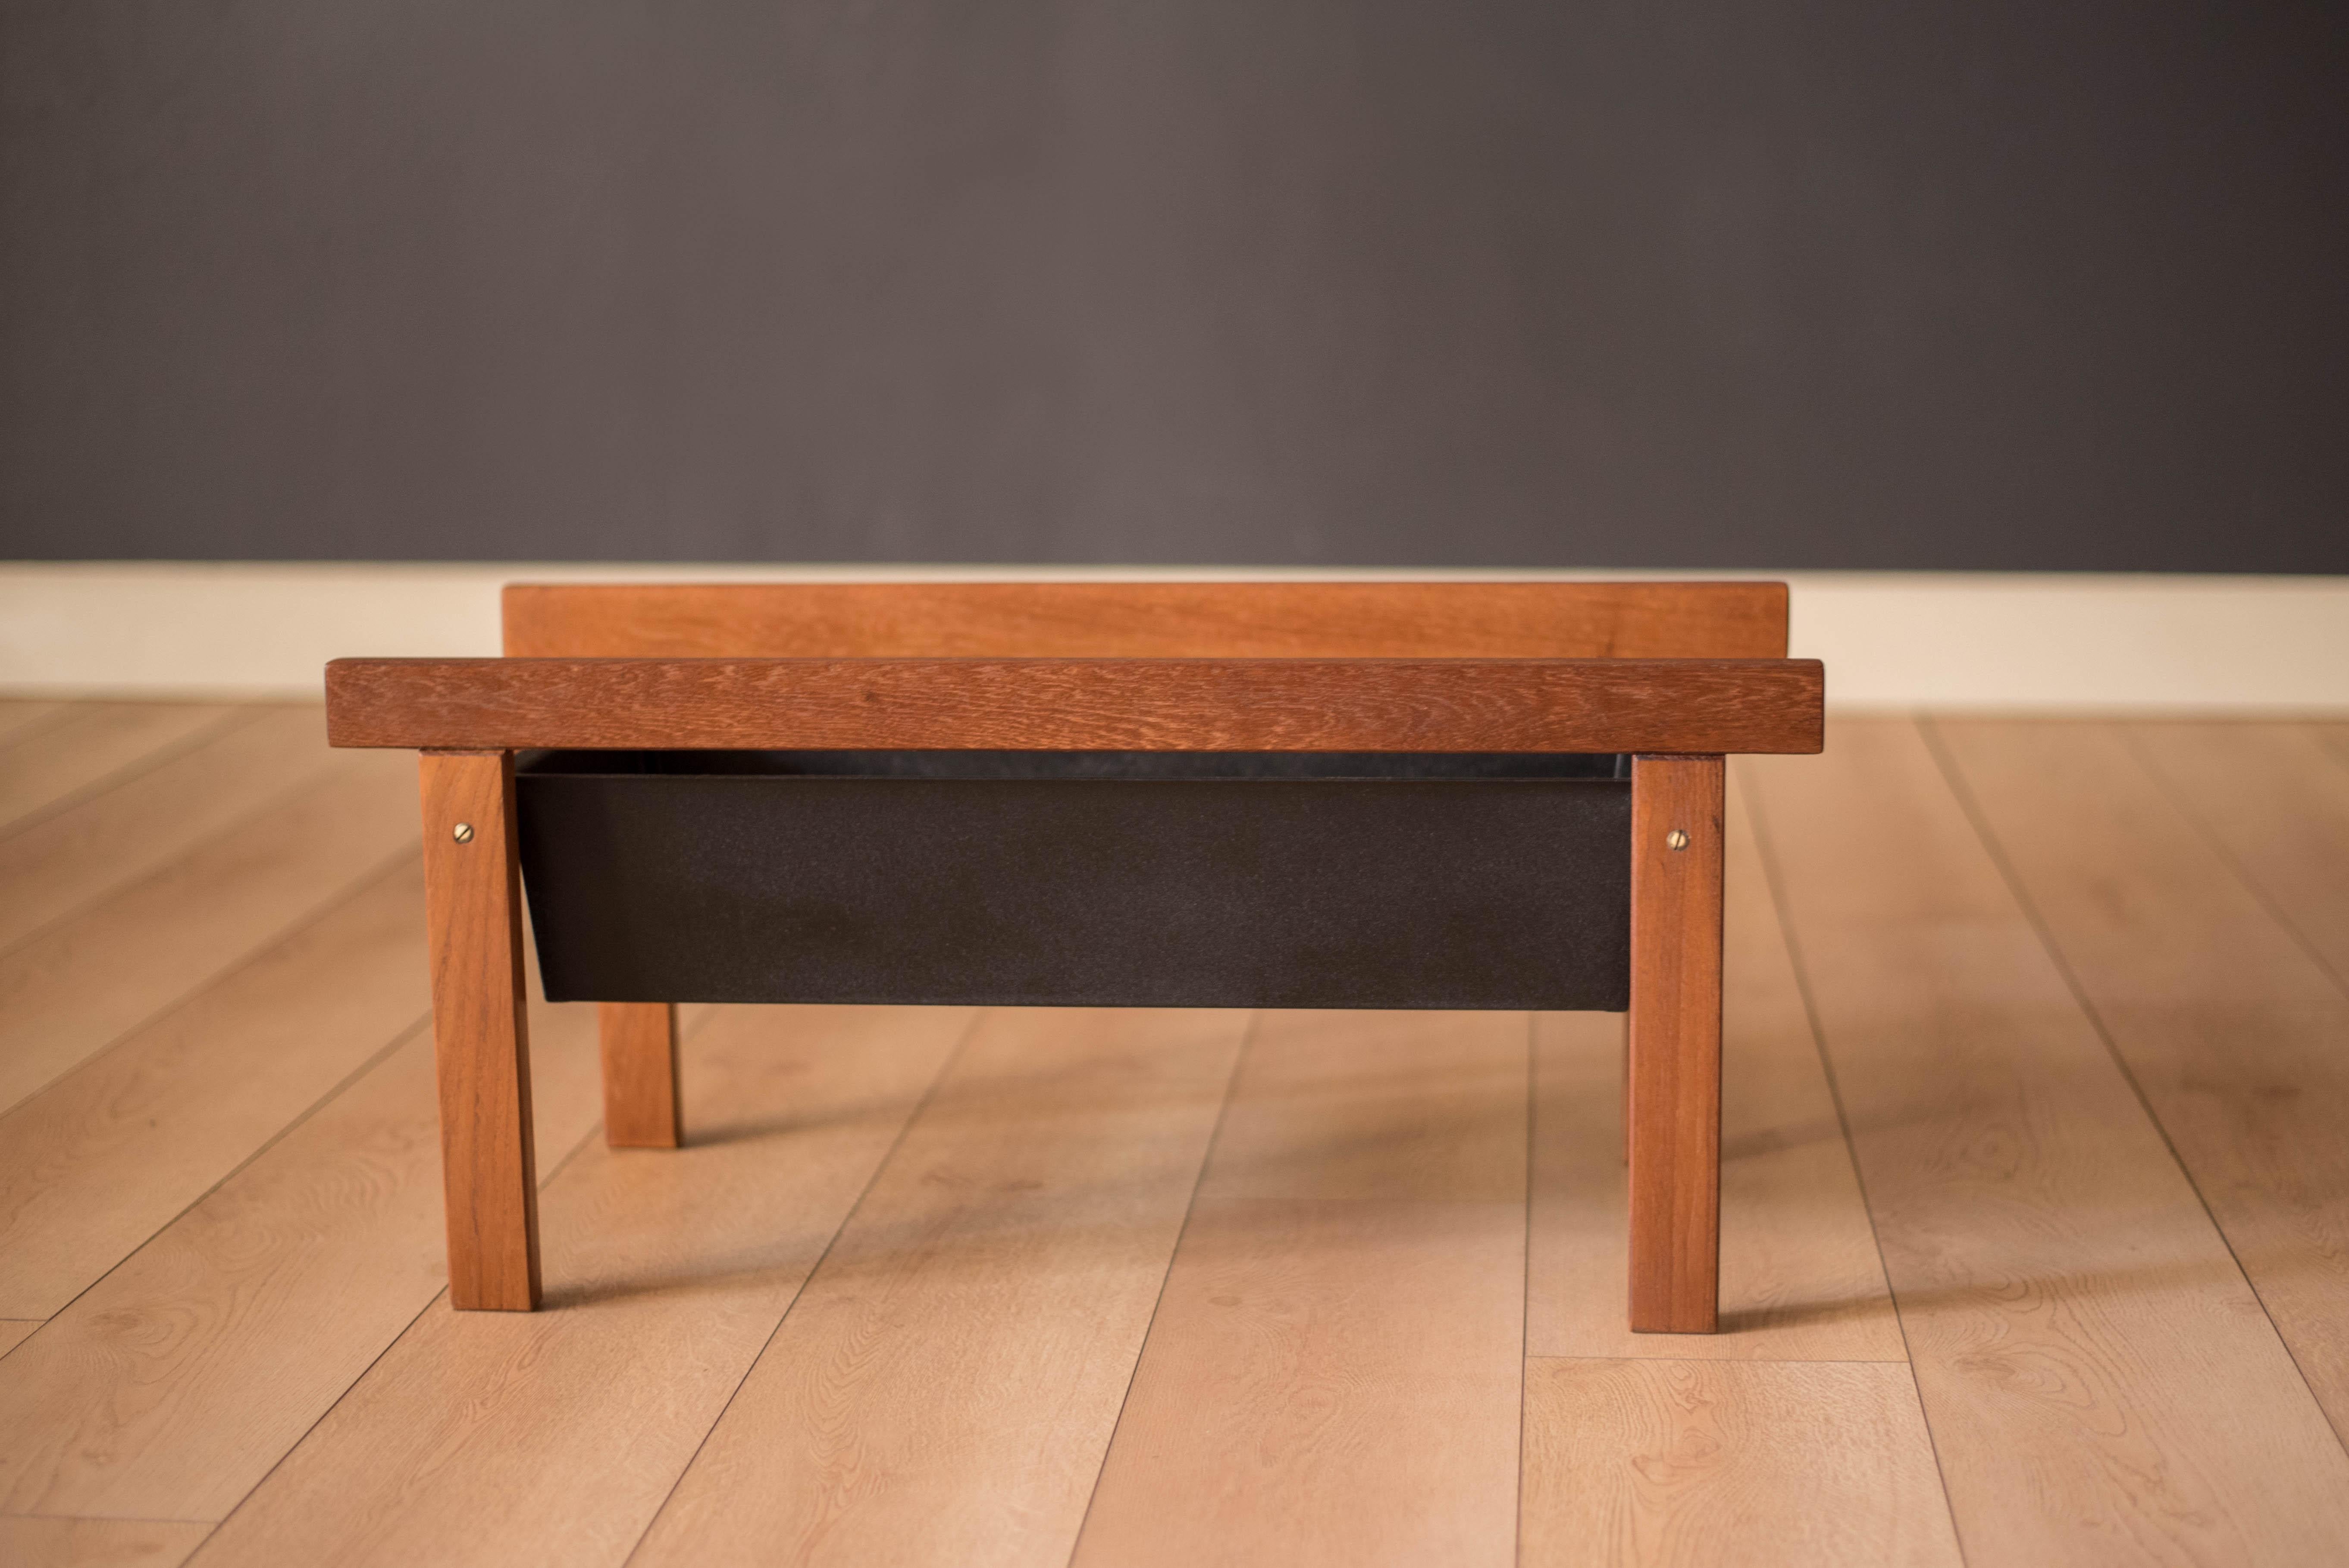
[
  {"x1": 502, "y1": 580, "x2": 1792, "y2": 660},
  {"x1": 326, "y1": 656, "x2": 1824, "y2": 755}
]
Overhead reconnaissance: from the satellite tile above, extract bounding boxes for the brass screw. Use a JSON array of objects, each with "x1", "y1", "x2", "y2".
[
  {"x1": 452, "y1": 822, "x2": 475, "y2": 844},
  {"x1": 1665, "y1": 829, "x2": 1689, "y2": 851}
]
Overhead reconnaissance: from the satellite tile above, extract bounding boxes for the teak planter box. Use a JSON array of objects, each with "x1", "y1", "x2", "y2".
[{"x1": 324, "y1": 581, "x2": 1825, "y2": 1335}]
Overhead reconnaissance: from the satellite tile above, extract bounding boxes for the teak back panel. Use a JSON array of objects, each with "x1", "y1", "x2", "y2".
[{"x1": 502, "y1": 582, "x2": 1789, "y2": 660}]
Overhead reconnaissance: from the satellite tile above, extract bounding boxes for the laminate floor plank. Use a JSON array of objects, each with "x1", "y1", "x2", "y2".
[
  {"x1": 632, "y1": 1007, "x2": 1249, "y2": 1568},
  {"x1": 2123, "y1": 720, "x2": 2349, "y2": 986},
  {"x1": 0, "y1": 704, "x2": 247, "y2": 838},
  {"x1": 0, "y1": 699, "x2": 74, "y2": 746},
  {"x1": 188, "y1": 1004, "x2": 976, "y2": 1568},
  {"x1": 1073, "y1": 1009, "x2": 1526, "y2": 1568},
  {"x1": 0, "y1": 1516, "x2": 213, "y2": 1568},
  {"x1": 1932, "y1": 719, "x2": 2349, "y2": 1434},
  {"x1": 1531, "y1": 773, "x2": 1903, "y2": 1361},
  {"x1": 0, "y1": 975, "x2": 608, "y2": 1521},
  {"x1": 1745, "y1": 723, "x2": 2349, "y2": 1566},
  {"x1": 0, "y1": 1321, "x2": 38, "y2": 1359},
  {"x1": 1521, "y1": 1357, "x2": 1961, "y2": 1568},
  {"x1": 0, "y1": 858, "x2": 428, "y2": 1318},
  {"x1": 0, "y1": 749, "x2": 416, "y2": 1116},
  {"x1": 0, "y1": 706, "x2": 335, "y2": 955}
]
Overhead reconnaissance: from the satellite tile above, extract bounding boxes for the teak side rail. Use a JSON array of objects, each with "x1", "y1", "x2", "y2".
[
  {"x1": 501, "y1": 579, "x2": 1793, "y2": 660},
  {"x1": 324, "y1": 656, "x2": 1824, "y2": 755},
  {"x1": 328, "y1": 580, "x2": 1821, "y2": 1338}
]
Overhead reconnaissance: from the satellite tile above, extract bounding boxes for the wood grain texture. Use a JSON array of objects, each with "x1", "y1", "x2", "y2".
[
  {"x1": 0, "y1": 703, "x2": 248, "y2": 837},
  {"x1": 325, "y1": 656, "x2": 1826, "y2": 755},
  {"x1": 0, "y1": 858, "x2": 428, "y2": 1318},
  {"x1": 418, "y1": 751, "x2": 539, "y2": 1311},
  {"x1": 503, "y1": 580, "x2": 1791, "y2": 660},
  {"x1": 0, "y1": 1516, "x2": 213, "y2": 1568},
  {"x1": 1073, "y1": 1010, "x2": 1526, "y2": 1568},
  {"x1": 0, "y1": 749, "x2": 417, "y2": 1117},
  {"x1": 0, "y1": 705, "x2": 335, "y2": 954},
  {"x1": 598, "y1": 1002, "x2": 680, "y2": 1149},
  {"x1": 1628, "y1": 755, "x2": 1725, "y2": 1334},
  {"x1": 0, "y1": 1321, "x2": 37, "y2": 1358},
  {"x1": 2126, "y1": 720, "x2": 2349, "y2": 985},
  {"x1": 1521, "y1": 1358, "x2": 1961, "y2": 1568},
  {"x1": 0, "y1": 967, "x2": 607, "y2": 1521},
  {"x1": 1931, "y1": 718, "x2": 2349, "y2": 1436},
  {"x1": 191, "y1": 1004, "x2": 973, "y2": 1568},
  {"x1": 1530, "y1": 775, "x2": 1903, "y2": 1359},
  {"x1": 1745, "y1": 723, "x2": 2349, "y2": 1565},
  {"x1": 632, "y1": 1007, "x2": 1249, "y2": 1568}
]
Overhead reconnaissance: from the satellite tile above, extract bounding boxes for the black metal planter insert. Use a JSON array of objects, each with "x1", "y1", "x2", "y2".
[{"x1": 515, "y1": 748, "x2": 1632, "y2": 1013}]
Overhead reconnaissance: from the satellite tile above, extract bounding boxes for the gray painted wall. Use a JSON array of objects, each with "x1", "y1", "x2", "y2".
[{"x1": 3, "y1": 2, "x2": 2343, "y2": 570}]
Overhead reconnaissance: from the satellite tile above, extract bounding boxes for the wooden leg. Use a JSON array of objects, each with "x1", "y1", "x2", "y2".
[
  {"x1": 601, "y1": 1002, "x2": 681, "y2": 1148},
  {"x1": 1627, "y1": 753, "x2": 1723, "y2": 1333},
  {"x1": 1620, "y1": 1013, "x2": 1631, "y2": 1166},
  {"x1": 420, "y1": 750, "x2": 541, "y2": 1311}
]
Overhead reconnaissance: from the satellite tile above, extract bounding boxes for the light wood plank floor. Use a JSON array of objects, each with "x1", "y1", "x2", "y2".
[{"x1": 1, "y1": 703, "x2": 2345, "y2": 1567}]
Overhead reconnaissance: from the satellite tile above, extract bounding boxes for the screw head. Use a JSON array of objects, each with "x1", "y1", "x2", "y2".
[
  {"x1": 1665, "y1": 828, "x2": 1690, "y2": 851},
  {"x1": 452, "y1": 822, "x2": 475, "y2": 844}
]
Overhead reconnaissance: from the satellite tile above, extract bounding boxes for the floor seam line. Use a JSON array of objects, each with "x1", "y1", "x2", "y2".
[
  {"x1": 2117, "y1": 723, "x2": 2349, "y2": 1001},
  {"x1": 614, "y1": 1004, "x2": 990, "y2": 1568},
  {"x1": 1742, "y1": 745, "x2": 1973, "y2": 1568},
  {"x1": 17, "y1": 1004, "x2": 431, "y2": 1328},
  {"x1": 1917, "y1": 716, "x2": 2349, "y2": 1462},
  {"x1": 0, "y1": 706, "x2": 261, "y2": 846},
  {"x1": 0, "y1": 741, "x2": 359, "y2": 967},
  {"x1": 0, "y1": 852, "x2": 429, "y2": 1326},
  {"x1": 1525, "y1": 1352, "x2": 1919, "y2": 1367},
  {"x1": 0, "y1": 826, "x2": 423, "y2": 1119},
  {"x1": 0, "y1": 702, "x2": 93, "y2": 756},
  {"x1": 1062, "y1": 1008, "x2": 1259, "y2": 1568},
  {"x1": 0, "y1": 1512, "x2": 220, "y2": 1524},
  {"x1": 188, "y1": 1291, "x2": 447, "y2": 1551},
  {"x1": 184, "y1": 1045, "x2": 624, "y2": 1555},
  {"x1": 1515, "y1": 1010, "x2": 1533, "y2": 1568}
]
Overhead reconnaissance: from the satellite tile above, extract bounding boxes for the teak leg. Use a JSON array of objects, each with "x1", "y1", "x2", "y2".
[
  {"x1": 1620, "y1": 1013, "x2": 1632, "y2": 1166},
  {"x1": 601, "y1": 1002, "x2": 681, "y2": 1148},
  {"x1": 419, "y1": 750, "x2": 542, "y2": 1311},
  {"x1": 1626, "y1": 753, "x2": 1724, "y2": 1333}
]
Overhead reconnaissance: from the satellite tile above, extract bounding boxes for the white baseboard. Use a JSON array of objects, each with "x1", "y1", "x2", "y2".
[{"x1": 3, "y1": 562, "x2": 2344, "y2": 711}]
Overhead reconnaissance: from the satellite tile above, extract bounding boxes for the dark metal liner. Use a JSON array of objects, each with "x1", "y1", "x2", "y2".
[{"x1": 515, "y1": 750, "x2": 1633, "y2": 1011}]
